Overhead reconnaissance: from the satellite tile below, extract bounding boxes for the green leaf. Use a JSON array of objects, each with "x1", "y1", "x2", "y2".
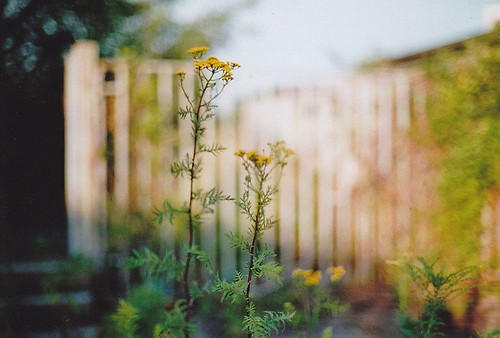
[
  {"x1": 212, "y1": 271, "x2": 248, "y2": 303},
  {"x1": 124, "y1": 248, "x2": 184, "y2": 281},
  {"x1": 111, "y1": 299, "x2": 139, "y2": 338},
  {"x1": 198, "y1": 142, "x2": 226, "y2": 155},
  {"x1": 225, "y1": 231, "x2": 251, "y2": 251},
  {"x1": 186, "y1": 244, "x2": 213, "y2": 274},
  {"x1": 152, "y1": 200, "x2": 188, "y2": 225},
  {"x1": 259, "y1": 261, "x2": 284, "y2": 285}
]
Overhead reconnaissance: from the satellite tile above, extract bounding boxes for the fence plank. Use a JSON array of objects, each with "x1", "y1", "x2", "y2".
[{"x1": 64, "y1": 41, "x2": 107, "y2": 263}]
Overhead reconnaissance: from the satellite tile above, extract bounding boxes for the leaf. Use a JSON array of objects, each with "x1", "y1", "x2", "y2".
[
  {"x1": 194, "y1": 188, "x2": 233, "y2": 214},
  {"x1": 124, "y1": 248, "x2": 184, "y2": 281},
  {"x1": 111, "y1": 299, "x2": 139, "y2": 338},
  {"x1": 225, "y1": 231, "x2": 251, "y2": 251},
  {"x1": 186, "y1": 244, "x2": 213, "y2": 274},
  {"x1": 259, "y1": 261, "x2": 284, "y2": 285},
  {"x1": 212, "y1": 271, "x2": 247, "y2": 303},
  {"x1": 152, "y1": 200, "x2": 188, "y2": 225},
  {"x1": 198, "y1": 142, "x2": 226, "y2": 155}
]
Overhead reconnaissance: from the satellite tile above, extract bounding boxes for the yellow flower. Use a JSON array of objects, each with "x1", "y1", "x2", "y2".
[
  {"x1": 246, "y1": 151, "x2": 259, "y2": 162},
  {"x1": 303, "y1": 270, "x2": 322, "y2": 286},
  {"x1": 302, "y1": 269, "x2": 313, "y2": 278},
  {"x1": 188, "y1": 46, "x2": 209, "y2": 55},
  {"x1": 175, "y1": 71, "x2": 186, "y2": 80},
  {"x1": 257, "y1": 155, "x2": 273, "y2": 165},
  {"x1": 284, "y1": 148, "x2": 294, "y2": 157},
  {"x1": 328, "y1": 266, "x2": 345, "y2": 282},
  {"x1": 234, "y1": 150, "x2": 246, "y2": 157},
  {"x1": 292, "y1": 268, "x2": 302, "y2": 278}
]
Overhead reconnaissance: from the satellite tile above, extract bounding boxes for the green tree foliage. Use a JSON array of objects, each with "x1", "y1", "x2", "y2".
[{"x1": 422, "y1": 27, "x2": 500, "y2": 265}]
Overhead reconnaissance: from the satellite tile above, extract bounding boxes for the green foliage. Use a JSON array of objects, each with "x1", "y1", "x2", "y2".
[
  {"x1": 107, "y1": 282, "x2": 174, "y2": 337},
  {"x1": 41, "y1": 254, "x2": 94, "y2": 294},
  {"x1": 153, "y1": 201, "x2": 189, "y2": 226},
  {"x1": 387, "y1": 256, "x2": 480, "y2": 337},
  {"x1": 213, "y1": 271, "x2": 248, "y2": 303},
  {"x1": 153, "y1": 300, "x2": 196, "y2": 338},
  {"x1": 476, "y1": 328, "x2": 500, "y2": 338},
  {"x1": 318, "y1": 326, "x2": 333, "y2": 338},
  {"x1": 243, "y1": 303, "x2": 294, "y2": 337},
  {"x1": 125, "y1": 247, "x2": 184, "y2": 281},
  {"x1": 421, "y1": 27, "x2": 500, "y2": 265},
  {"x1": 111, "y1": 299, "x2": 140, "y2": 338}
]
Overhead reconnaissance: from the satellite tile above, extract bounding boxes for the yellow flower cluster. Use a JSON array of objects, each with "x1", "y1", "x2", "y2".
[
  {"x1": 187, "y1": 46, "x2": 209, "y2": 55},
  {"x1": 292, "y1": 266, "x2": 345, "y2": 286},
  {"x1": 234, "y1": 150, "x2": 273, "y2": 166},
  {"x1": 194, "y1": 56, "x2": 239, "y2": 82},
  {"x1": 175, "y1": 71, "x2": 186, "y2": 80},
  {"x1": 327, "y1": 266, "x2": 345, "y2": 282},
  {"x1": 292, "y1": 268, "x2": 322, "y2": 286}
]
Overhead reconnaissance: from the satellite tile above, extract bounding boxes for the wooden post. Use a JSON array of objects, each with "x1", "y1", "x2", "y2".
[{"x1": 64, "y1": 41, "x2": 107, "y2": 265}]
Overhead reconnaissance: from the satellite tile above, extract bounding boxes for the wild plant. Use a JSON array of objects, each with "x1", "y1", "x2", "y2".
[
  {"x1": 213, "y1": 144, "x2": 295, "y2": 337},
  {"x1": 123, "y1": 46, "x2": 239, "y2": 337},
  {"x1": 285, "y1": 266, "x2": 349, "y2": 331},
  {"x1": 475, "y1": 328, "x2": 500, "y2": 338},
  {"x1": 387, "y1": 255, "x2": 480, "y2": 337}
]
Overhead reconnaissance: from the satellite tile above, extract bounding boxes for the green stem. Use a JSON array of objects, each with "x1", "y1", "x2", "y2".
[
  {"x1": 182, "y1": 70, "x2": 214, "y2": 338},
  {"x1": 245, "y1": 174, "x2": 264, "y2": 338}
]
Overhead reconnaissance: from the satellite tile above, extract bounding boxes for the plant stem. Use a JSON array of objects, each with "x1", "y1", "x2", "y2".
[
  {"x1": 245, "y1": 174, "x2": 264, "y2": 338},
  {"x1": 182, "y1": 74, "x2": 210, "y2": 337}
]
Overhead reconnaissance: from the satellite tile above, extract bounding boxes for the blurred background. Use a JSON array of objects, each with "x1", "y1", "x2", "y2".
[{"x1": 1, "y1": 0, "x2": 500, "y2": 336}]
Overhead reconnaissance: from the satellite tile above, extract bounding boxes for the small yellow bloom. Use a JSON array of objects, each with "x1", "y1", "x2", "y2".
[
  {"x1": 257, "y1": 155, "x2": 273, "y2": 165},
  {"x1": 234, "y1": 150, "x2": 246, "y2": 157},
  {"x1": 303, "y1": 270, "x2": 322, "y2": 286},
  {"x1": 328, "y1": 266, "x2": 345, "y2": 282},
  {"x1": 188, "y1": 46, "x2": 209, "y2": 54},
  {"x1": 246, "y1": 151, "x2": 259, "y2": 162},
  {"x1": 302, "y1": 269, "x2": 313, "y2": 278},
  {"x1": 175, "y1": 71, "x2": 186, "y2": 80},
  {"x1": 292, "y1": 268, "x2": 302, "y2": 278}
]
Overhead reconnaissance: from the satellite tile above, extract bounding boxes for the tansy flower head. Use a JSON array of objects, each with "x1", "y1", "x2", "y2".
[
  {"x1": 246, "y1": 151, "x2": 259, "y2": 162},
  {"x1": 303, "y1": 270, "x2": 322, "y2": 286},
  {"x1": 302, "y1": 269, "x2": 313, "y2": 278},
  {"x1": 257, "y1": 155, "x2": 273, "y2": 165},
  {"x1": 234, "y1": 150, "x2": 246, "y2": 157},
  {"x1": 284, "y1": 148, "x2": 294, "y2": 157},
  {"x1": 187, "y1": 46, "x2": 209, "y2": 56},
  {"x1": 328, "y1": 266, "x2": 345, "y2": 282},
  {"x1": 292, "y1": 268, "x2": 302, "y2": 278},
  {"x1": 175, "y1": 71, "x2": 186, "y2": 80}
]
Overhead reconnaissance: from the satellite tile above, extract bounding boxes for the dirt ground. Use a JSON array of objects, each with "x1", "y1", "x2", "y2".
[{"x1": 283, "y1": 283, "x2": 403, "y2": 338}]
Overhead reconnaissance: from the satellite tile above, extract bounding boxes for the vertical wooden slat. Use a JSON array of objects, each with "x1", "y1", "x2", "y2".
[
  {"x1": 316, "y1": 86, "x2": 336, "y2": 273},
  {"x1": 64, "y1": 41, "x2": 107, "y2": 264},
  {"x1": 112, "y1": 60, "x2": 130, "y2": 213}
]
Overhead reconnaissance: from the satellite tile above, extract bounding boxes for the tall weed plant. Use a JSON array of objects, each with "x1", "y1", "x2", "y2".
[
  {"x1": 387, "y1": 255, "x2": 480, "y2": 337},
  {"x1": 111, "y1": 47, "x2": 294, "y2": 337}
]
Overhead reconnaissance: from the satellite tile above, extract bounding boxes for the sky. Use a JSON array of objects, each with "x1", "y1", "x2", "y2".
[{"x1": 176, "y1": 0, "x2": 500, "y2": 99}]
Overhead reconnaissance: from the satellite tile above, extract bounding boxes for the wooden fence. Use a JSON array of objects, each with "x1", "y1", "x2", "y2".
[{"x1": 64, "y1": 41, "x2": 498, "y2": 288}]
